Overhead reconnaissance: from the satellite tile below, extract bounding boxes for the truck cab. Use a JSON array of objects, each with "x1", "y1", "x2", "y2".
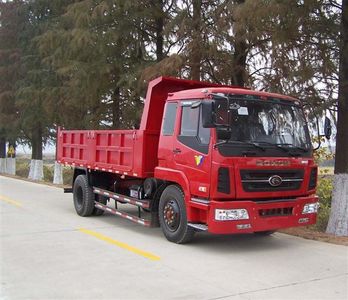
[{"x1": 155, "y1": 86, "x2": 318, "y2": 238}]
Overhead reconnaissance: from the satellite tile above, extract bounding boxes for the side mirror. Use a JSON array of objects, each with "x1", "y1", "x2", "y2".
[
  {"x1": 324, "y1": 117, "x2": 332, "y2": 140},
  {"x1": 201, "y1": 100, "x2": 216, "y2": 128}
]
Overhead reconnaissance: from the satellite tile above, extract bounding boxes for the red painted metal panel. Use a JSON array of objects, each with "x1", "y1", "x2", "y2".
[
  {"x1": 206, "y1": 195, "x2": 318, "y2": 234},
  {"x1": 57, "y1": 127, "x2": 162, "y2": 177},
  {"x1": 140, "y1": 76, "x2": 239, "y2": 132}
]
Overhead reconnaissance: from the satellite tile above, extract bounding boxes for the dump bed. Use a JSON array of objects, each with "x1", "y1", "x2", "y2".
[
  {"x1": 57, "y1": 77, "x2": 232, "y2": 177},
  {"x1": 57, "y1": 128, "x2": 159, "y2": 178}
]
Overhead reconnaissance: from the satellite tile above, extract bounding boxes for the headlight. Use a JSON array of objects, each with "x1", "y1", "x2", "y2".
[
  {"x1": 302, "y1": 203, "x2": 319, "y2": 214},
  {"x1": 215, "y1": 209, "x2": 249, "y2": 221}
]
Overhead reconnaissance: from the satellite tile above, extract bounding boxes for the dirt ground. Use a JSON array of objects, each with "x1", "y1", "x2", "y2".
[
  {"x1": 1, "y1": 173, "x2": 347, "y2": 246},
  {"x1": 279, "y1": 227, "x2": 348, "y2": 246}
]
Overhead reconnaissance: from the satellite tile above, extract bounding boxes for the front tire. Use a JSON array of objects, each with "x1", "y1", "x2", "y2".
[
  {"x1": 159, "y1": 185, "x2": 195, "y2": 244},
  {"x1": 73, "y1": 174, "x2": 95, "y2": 216}
]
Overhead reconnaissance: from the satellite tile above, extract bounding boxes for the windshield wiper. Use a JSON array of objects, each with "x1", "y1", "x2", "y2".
[
  {"x1": 254, "y1": 142, "x2": 309, "y2": 152},
  {"x1": 275, "y1": 143, "x2": 309, "y2": 152},
  {"x1": 255, "y1": 141, "x2": 289, "y2": 152},
  {"x1": 256, "y1": 142, "x2": 308, "y2": 152},
  {"x1": 214, "y1": 140, "x2": 266, "y2": 151}
]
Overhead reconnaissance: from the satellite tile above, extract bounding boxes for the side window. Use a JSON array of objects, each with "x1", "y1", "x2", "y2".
[
  {"x1": 180, "y1": 106, "x2": 199, "y2": 136},
  {"x1": 178, "y1": 105, "x2": 211, "y2": 154},
  {"x1": 162, "y1": 103, "x2": 177, "y2": 136},
  {"x1": 198, "y1": 112, "x2": 210, "y2": 144}
]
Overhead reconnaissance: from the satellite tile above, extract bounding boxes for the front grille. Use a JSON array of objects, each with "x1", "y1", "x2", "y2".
[
  {"x1": 259, "y1": 207, "x2": 293, "y2": 217},
  {"x1": 240, "y1": 169, "x2": 304, "y2": 192}
]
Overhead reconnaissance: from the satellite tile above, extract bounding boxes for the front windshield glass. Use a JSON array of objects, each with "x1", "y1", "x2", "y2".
[{"x1": 215, "y1": 96, "x2": 311, "y2": 152}]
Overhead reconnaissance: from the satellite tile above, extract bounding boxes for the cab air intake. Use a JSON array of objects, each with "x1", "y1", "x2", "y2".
[{"x1": 218, "y1": 167, "x2": 230, "y2": 194}]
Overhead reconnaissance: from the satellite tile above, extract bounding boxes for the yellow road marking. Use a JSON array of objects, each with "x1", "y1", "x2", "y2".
[
  {"x1": 0, "y1": 195, "x2": 22, "y2": 208},
  {"x1": 78, "y1": 228, "x2": 161, "y2": 261}
]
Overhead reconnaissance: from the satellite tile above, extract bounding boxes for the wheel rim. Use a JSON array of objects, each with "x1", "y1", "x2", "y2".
[
  {"x1": 163, "y1": 199, "x2": 180, "y2": 232},
  {"x1": 75, "y1": 186, "x2": 83, "y2": 208}
]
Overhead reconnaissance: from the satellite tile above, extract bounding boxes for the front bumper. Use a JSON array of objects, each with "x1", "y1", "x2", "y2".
[{"x1": 207, "y1": 195, "x2": 318, "y2": 234}]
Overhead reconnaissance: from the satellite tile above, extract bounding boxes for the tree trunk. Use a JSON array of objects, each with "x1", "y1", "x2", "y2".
[
  {"x1": 155, "y1": 0, "x2": 164, "y2": 62},
  {"x1": 112, "y1": 87, "x2": 121, "y2": 129},
  {"x1": 326, "y1": 175, "x2": 348, "y2": 235},
  {"x1": 32, "y1": 126, "x2": 43, "y2": 160},
  {"x1": 326, "y1": 0, "x2": 348, "y2": 236},
  {"x1": 31, "y1": 126, "x2": 43, "y2": 160},
  {"x1": 190, "y1": 0, "x2": 202, "y2": 80},
  {"x1": 0, "y1": 137, "x2": 6, "y2": 173},
  {"x1": 29, "y1": 126, "x2": 43, "y2": 180},
  {"x1": 6, "y1": 157, "x2": 16, "y2": 175},
  {"x1": 232, "y1": 37, "x2": 247, "y2": 86},
  {"x1": 0, "y1": 138, "x2": 5, "y2": 158},
  {"x1": 53, "y1": 161, "x2": 63, "y2": 184},
  {"x1": 231, "y1": 0, "x2": 247, "y2": 87}
]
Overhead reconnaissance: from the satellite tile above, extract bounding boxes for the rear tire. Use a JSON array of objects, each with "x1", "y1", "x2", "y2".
[
  {"x1": 73, "y1": 174, "x2": 95, "y2": 216},
  {"x1": 159, "y1": 185, "x2": 195, "y2": 244}
]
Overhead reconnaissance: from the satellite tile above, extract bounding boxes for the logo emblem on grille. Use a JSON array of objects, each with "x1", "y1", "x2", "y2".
[{"x1": 268, "y1": 175, "x2": 283, "y2": 187}]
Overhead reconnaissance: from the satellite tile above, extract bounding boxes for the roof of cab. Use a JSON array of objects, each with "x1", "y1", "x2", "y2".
[{"x1": 167, "y1": 86, "x2": 298, "y2": 102}]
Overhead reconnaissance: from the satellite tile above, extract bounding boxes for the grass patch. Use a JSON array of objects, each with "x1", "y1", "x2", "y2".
[
  {"x1": 15, "y1": 157, "x2": 73, "y2": 185},
  {"x1": 63, "y1": 167, "x2": 73, "y2": 185},
  {"x1": 16, "y1": 157, "x2": 30, "y2": 178},
  {"x1": 315, "y1": 177, "x2": 333, "y2": 231},
  {"x1": 43, "y1": 165, "x2": 54, "y2": 182}
]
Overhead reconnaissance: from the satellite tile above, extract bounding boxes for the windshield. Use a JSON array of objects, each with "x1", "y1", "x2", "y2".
[{"x1": 214, "y1": 95, "x2": 312, "y2": 157}]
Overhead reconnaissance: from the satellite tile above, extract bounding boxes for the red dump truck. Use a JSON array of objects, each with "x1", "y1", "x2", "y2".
[{"x1": 57, "y1": 76, "x2": 319, "y2": 243}]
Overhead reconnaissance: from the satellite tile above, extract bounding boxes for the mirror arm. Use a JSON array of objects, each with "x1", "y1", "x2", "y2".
[{"x1": 313, "y1": 116, "x2": 321, "y2": 151}]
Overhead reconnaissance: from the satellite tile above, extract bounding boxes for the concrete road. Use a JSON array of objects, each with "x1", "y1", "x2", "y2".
[{"x1": 0, "y1": 175, "x2": 347, "y2": 300}]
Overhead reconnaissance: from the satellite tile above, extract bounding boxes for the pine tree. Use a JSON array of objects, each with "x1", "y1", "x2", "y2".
[
  {"x1": 234, "y1": 0, "x2": 340, "y2": 112},
  {"x1": 15, "y1": 0, "x2": 73, "y2": 179},
  {"x1": 326, "y1": 0, "x2": 348, "y2": 236},
  {"x1": 37, "y1": 0, "x2": 153, "y2": 130},
  {"x1": 0, "y1": 1, "x2": 23, "y2": 160}
]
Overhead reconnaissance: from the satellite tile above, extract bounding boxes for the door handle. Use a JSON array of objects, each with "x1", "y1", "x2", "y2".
[{"x1": 173, "y1": 148, "x2": 181, "y2": 154}]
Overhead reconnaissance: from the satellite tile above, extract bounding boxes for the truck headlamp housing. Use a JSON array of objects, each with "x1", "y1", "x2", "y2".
[
  {"x1": 215, "y1": 209, "x2": 249, "y2": 221},
  {"x1": 302, "y1": 203, "x2": 319, "y2": 214}
]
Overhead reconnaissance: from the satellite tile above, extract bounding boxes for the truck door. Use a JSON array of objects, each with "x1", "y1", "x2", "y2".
[
  {"x1": 173, "y1": 102, "x2": 212, "y2": 199},
  {"x1": 158, "y1": 102, "x2": 178, "y2": 169}
]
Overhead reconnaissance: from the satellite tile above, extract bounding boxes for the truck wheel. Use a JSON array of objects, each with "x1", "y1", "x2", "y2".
[
  {"x1": 159, "y1": 185, "x2": 195, "y2": 244},
  {"x1": 73, "y1": 174, "x2": 95, "y2": 216},
  {"x1": 93, "y1": 194, "x2": 107, "y2": 216}
]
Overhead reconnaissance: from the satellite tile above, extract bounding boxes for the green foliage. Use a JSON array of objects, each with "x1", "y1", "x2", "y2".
[
  {"x1": 16, "y1": 157, "x2": 30, "y2": 178},
  {"x1": 312, "y1": 139, "x2": 334, "y2": 231},
  {"x1": 43, "y1": 164, "x2": 54, "y2": 182},
  {"x1": 0, "y1": 0, "x2": 344, "y2": 165},
  {"x1": 63, "y1": 167, "x2": 73, "y2": 185},
  {"x1": 312, "y1": 137, "x2": 335, "y2": 171},
  {"x1": 0, "y1": 1, "x2": 24, "y2": 143},
  {"x1": 15, "y1": 157, "x2": 73, "y2": 185},
  {"x1": 315, "y1": 177, "x2": 333, "y2": 231}
]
